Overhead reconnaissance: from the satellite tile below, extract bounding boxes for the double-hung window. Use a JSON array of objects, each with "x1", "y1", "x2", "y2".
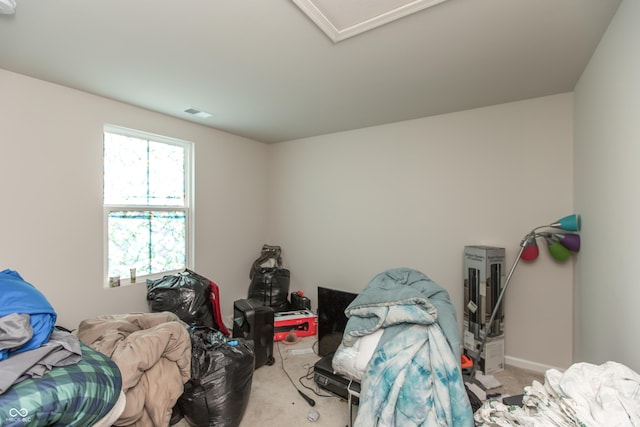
[{"x1": 103, "y1": 125, "x2": 193, "y2": 287}]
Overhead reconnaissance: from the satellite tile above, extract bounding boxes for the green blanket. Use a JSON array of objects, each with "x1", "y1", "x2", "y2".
[{"x1": 0, "y1": 343, "x2": 122, "y2": 427}]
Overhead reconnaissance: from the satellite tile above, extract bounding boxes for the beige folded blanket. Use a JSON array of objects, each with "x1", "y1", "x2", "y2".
[{"x1": 76, "y1": 312, "x2": 191, "y2": 427}]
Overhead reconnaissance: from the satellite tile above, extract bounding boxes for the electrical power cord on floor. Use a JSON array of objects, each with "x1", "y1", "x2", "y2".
[
  {"x1": 276, "y1": 341, "x2": 316, "y2": 406},
  {"x1": 300, "y1": 365, "x2": 335, "y2": 399},
  {"x1": 276, "y1": 341, "x2": 335, "y2": 403},
  {"x1": 311, "y1": 339, "x2": 320, "y2": 355},
  {"x1": 275, "y1": 341, "x2": 323, "y2": 422},
  {"x1": 302, "y1": 340, "x2": 345, "y2": 399}
]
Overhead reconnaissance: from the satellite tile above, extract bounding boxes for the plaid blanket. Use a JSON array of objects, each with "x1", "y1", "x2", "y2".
[{"x1": 0, "y1": 343, "x2": 122, "y2": 427}]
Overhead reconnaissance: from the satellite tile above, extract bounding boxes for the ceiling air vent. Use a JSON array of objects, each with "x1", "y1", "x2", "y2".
[{"x1": 184, "y1": 108, "x2": 213, "y2": 118}]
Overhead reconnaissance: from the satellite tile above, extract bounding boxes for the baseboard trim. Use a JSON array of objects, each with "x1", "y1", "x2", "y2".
[{"x1": 505, "y1": 355, "x2": 563, "y2": 374}]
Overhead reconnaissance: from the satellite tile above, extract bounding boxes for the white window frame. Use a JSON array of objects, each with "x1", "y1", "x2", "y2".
[{"x1": 103, "y1": 124, "x2": 195, "y2": 287}]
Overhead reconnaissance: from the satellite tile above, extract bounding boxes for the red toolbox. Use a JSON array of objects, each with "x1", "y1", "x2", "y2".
[{"x1": 273, "y1": 309, "x2": 318, "y2": 341}]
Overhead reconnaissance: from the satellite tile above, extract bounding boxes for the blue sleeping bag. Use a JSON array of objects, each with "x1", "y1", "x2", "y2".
[{"x1": 0, "y1": 269, "x2": 57, "y2": 360}]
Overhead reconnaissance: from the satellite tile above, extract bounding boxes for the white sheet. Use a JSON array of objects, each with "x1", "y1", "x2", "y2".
[
  {"x1": 332, "y1": 329, "x2": 383, "y2": 381},
  {"x1": 475, "y1": 361, "x2": 640, "y2": 426}
]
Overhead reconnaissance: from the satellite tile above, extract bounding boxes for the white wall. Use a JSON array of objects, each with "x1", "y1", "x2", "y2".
[
  {"x1": 269, "y1": 93, "x2": 575, "y2": 371},
  {"x1": 573, "y1": 0, "x2": 640, "y2": 373},
  {"x1": 0, "y1": 67, "x2": 580, "y2": 371},
  {"x1": 0, "y1": 69, "x2": 269, "y2": 329}
]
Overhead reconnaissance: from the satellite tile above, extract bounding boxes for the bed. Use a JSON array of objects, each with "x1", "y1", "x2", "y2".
[
  {"x1": 0, "y1": 341, "x2": 123, "y2": 427},
  {"x1": 331, "y1": 268, "x2": 474, "y2": 427}
]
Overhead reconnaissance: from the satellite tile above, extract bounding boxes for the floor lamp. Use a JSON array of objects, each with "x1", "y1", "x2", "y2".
[{"x1": 467, "y1": 214, "x2": 581, "y2": 381}]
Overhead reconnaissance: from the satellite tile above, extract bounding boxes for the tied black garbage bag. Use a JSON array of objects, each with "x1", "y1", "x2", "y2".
[
  {"x1": 147, "y1": 269, "x2": 216, "y2": 328},
  {"x1": 248, "y1": 267, "x2": 290, "y2": 311},
  {"x1": 179, "y1": 327, "x2": 254, "y2": 427},
  {"x1": 248, "y1": 245, "x2": 290, "y2": 312}
]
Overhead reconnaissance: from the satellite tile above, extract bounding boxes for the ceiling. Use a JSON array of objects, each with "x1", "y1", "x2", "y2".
[{"x1": 0, "y1": 0, "x2": 621, "y2": 143}]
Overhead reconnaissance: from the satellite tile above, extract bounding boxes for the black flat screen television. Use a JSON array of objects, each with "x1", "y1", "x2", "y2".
[{"x1": 317, "y1": 286, "x2": 359, "y2": 357}]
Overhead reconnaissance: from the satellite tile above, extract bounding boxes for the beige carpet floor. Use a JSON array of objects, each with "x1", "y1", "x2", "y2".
[{"x1": 173, "y1": 336, "x2": 544, "y2": 426}]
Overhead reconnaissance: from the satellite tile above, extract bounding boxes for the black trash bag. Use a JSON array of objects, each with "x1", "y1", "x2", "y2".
[
  {"x1": 248, "y1": 245, "x2": 290, "y2": 312},
  {"x1": 179, "y1": 327, "x2": 254, "y2": 427},
  {"x1": 170, "y1": 405, "x2": 183, "y2": 426},
  {"x1": 147, "y1": 269, "x2": 216, "y2": 328}
]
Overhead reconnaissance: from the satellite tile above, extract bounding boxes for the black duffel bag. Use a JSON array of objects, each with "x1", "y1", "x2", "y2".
[
  {"x1": 178, "y1": 327, "x2": 254, "y2": 427},
  {"x1": 247, "y1": 245, "x2": 290, "y2": 312}
]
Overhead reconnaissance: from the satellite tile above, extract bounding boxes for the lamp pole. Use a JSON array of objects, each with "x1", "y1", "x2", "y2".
[
  {"x1": 467, "y1": 233, "x2": 531, "y2": 380},
  {"x1": 466, "y1": 214, "x2": 580, "y2": 385}
]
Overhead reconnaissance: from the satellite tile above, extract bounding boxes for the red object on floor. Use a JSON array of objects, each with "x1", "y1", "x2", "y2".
[
  {"x1": 461, "y1": 354, "x2": 473, "y2": 369},
  {"x1": 208, "y1": 280, "x2": 230, "y2": 336}
]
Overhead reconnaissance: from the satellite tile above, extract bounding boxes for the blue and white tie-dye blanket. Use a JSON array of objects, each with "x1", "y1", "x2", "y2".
[{"x1": 341, "y1": 268, "x2": 474, "y2": 427}]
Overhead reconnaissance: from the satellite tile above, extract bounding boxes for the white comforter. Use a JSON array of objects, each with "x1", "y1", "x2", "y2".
[
  {"x1": 475, "y1": 361, "x2": 640, "y2": 426},
  {"x1": 332, "y1": 329, "x2": 383, "y2": 381}
]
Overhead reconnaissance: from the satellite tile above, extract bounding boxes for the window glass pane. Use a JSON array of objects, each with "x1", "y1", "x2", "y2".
[
  {"x1": 104, "y1": 133, "x2": 149, "y2": 205},
  {"x1": 104, "y1": 133, "x2": 185, "y2": 206},
  {"x1": 108, "y1": 211, "x2": 186, "y2": 278},
  {"x1": 149, "y1": 211, "x2": 187, "y2": 272},
  {"x1": 149, "y1": 141, "x2": 185, "y2": 206}
]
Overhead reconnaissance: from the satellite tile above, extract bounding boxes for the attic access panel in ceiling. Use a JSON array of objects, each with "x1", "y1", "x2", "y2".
[{"x1": 292, "y1": 0, "x2": 451, "y2": 42}]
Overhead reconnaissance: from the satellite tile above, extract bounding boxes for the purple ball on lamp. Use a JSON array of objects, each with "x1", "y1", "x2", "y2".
[{"x1": 553, "y1": 233, "x2": 581, "y2": 252}]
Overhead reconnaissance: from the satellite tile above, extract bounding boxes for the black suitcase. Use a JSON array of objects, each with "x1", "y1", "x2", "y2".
[{"x1": 232, "y1": 298, "x2": 275, "y2": 368}]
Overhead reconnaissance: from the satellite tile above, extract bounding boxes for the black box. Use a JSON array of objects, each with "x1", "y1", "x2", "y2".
[{"x1": 313, "y1": 354, "x2": 360, "y2": 405}]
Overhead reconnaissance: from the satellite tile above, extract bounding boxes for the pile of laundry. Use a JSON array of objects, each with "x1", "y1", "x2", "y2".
[
  {"x1": 475, "y1": 361, "x2": 640, "y2": 426},
  {"x1": 0, "y1": 269, "x2": 123, "y2": 427},
  {"x1": 0, "y1": 268, "x2": 79, "y2": 392}
]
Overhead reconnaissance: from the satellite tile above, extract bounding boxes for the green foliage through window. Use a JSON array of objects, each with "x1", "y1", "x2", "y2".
[{"x1": 103, "y1": 127, "x2": 191, "y2": 283}]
